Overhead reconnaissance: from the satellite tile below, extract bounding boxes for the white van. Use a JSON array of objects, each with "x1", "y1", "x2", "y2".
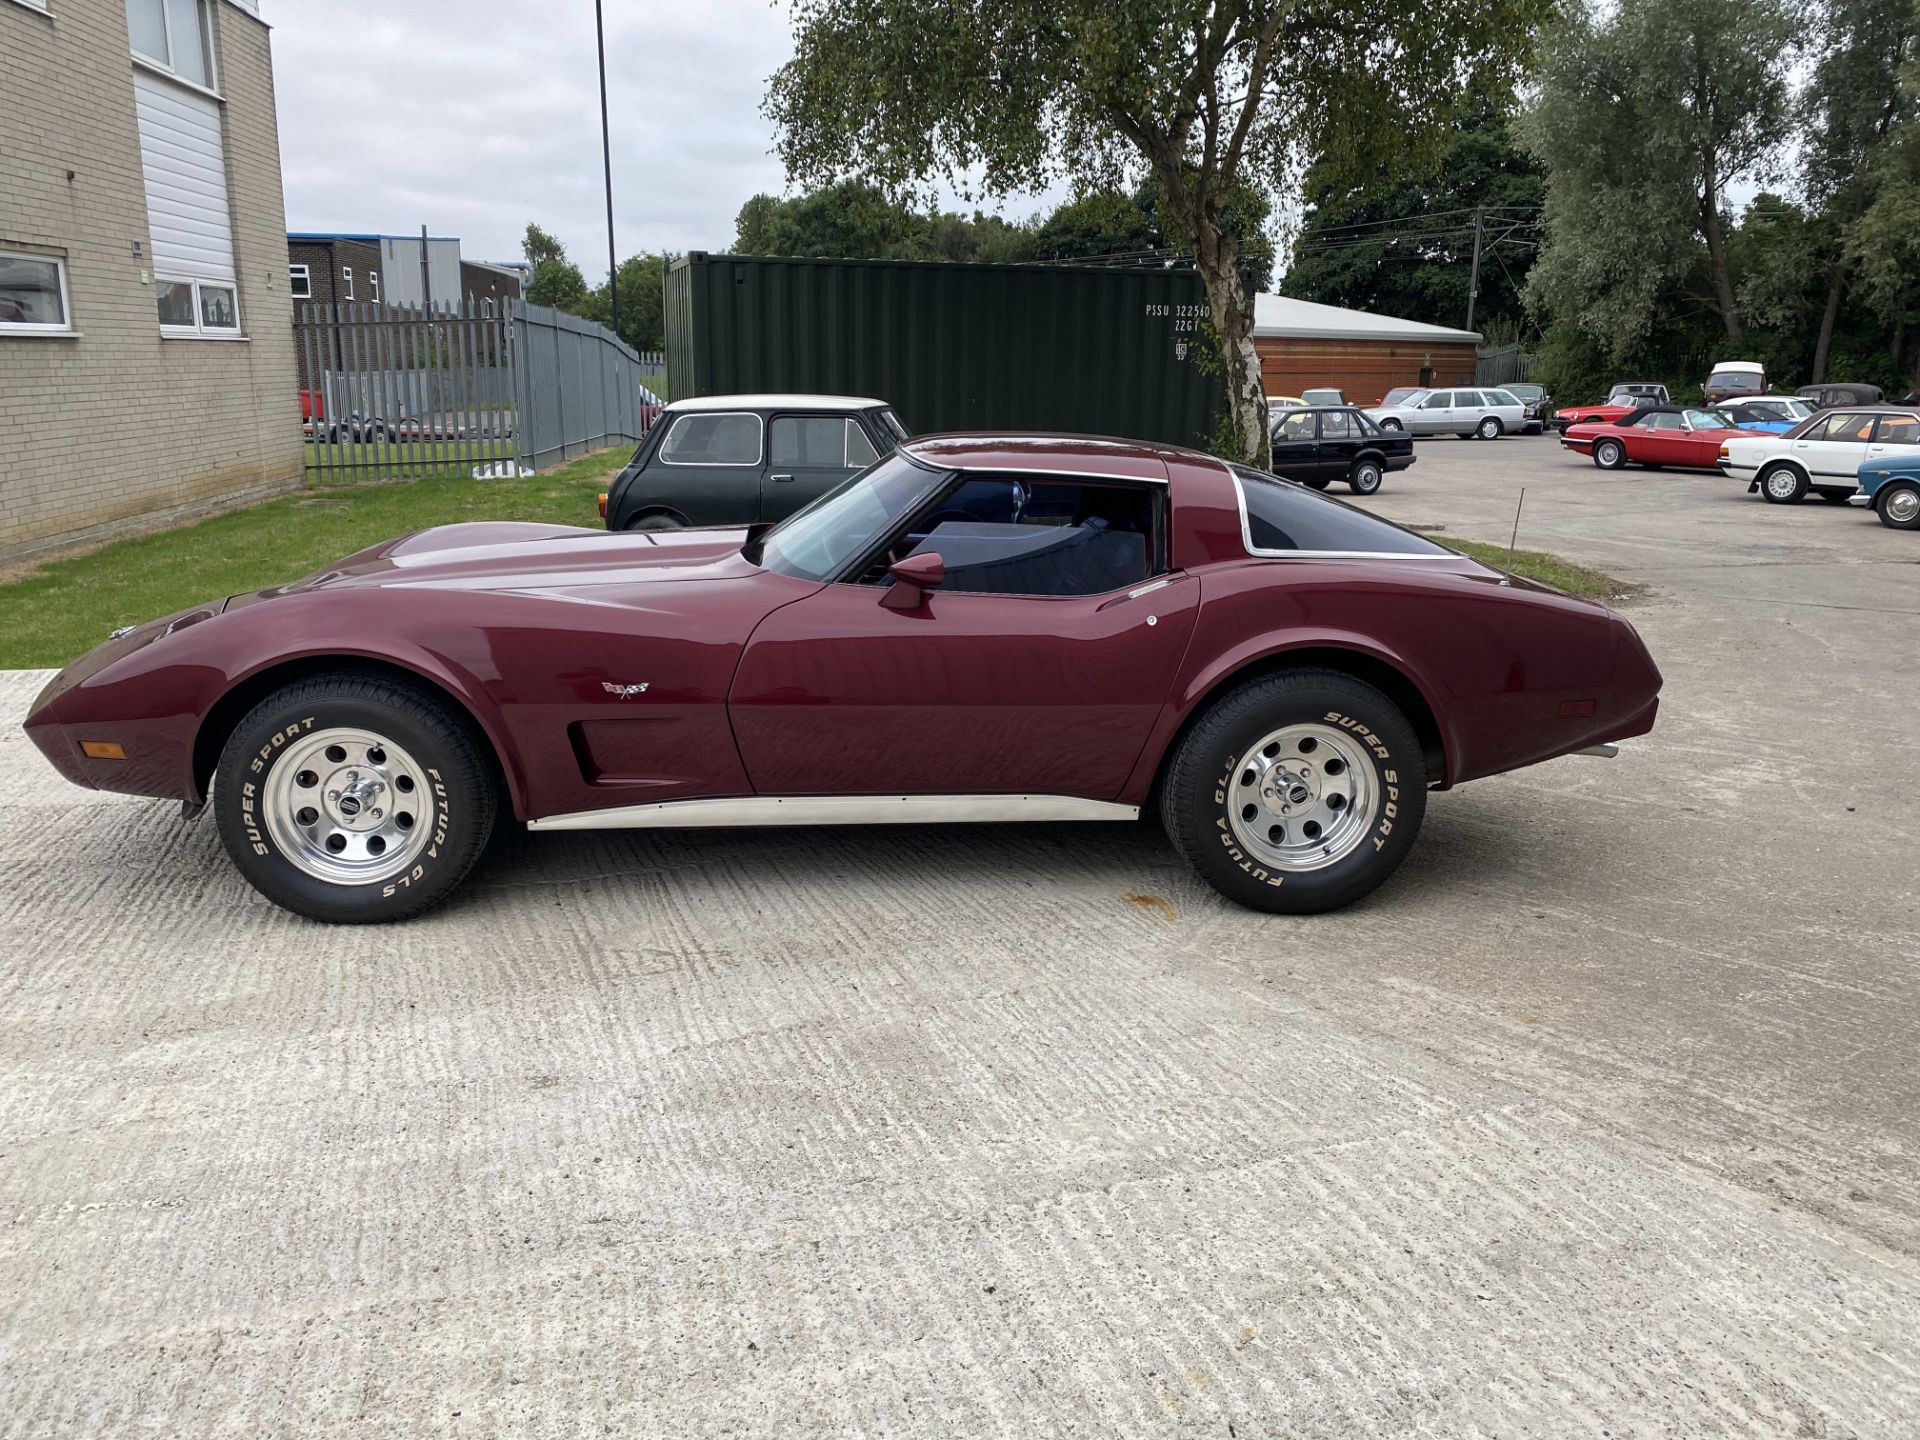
[{"x1": 1704, "y1": 361, "x2": 1766, "y2": 406}]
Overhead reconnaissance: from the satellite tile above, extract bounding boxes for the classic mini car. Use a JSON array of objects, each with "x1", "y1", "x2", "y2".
[
  {"x1": 1269, "y1": 405, "x2": 1416, "y2": 493},
  {"x1": 1703, "y1": 361, "x2": 1766, "y2": 406},
  {"x1": 1563, "y1": 406, "x2": 1746, "y2": 472},
  {"x1": 1720, "y1": 407, "x2": 1920, "y2": 503},
  {"x1": 24, "y1": 434, "x2": 1662, "y2": 925},
  {"x1": 599, "y1": 394, "x2": 910, "y2": 531},
  {"x1": 1364, "y1": 387, "x2": 1527, "y2": 439},
  {"x1": 1851, "y1": 454, "x2": 1920, "y2": 529},
  {"x1": 1552, "y1": 384, "x2": 1670, "y2": 433}
]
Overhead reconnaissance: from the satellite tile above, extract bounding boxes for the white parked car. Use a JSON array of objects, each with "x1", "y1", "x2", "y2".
[
  {"x1": 1366, "y1": 386, "x2": 1528, "y2": 440},
  {"x1": 1717, "y1": 406, "x2": 1920, "y2": 504}
]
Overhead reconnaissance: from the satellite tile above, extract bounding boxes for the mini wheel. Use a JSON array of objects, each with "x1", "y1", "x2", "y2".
[
  {"x1": 1349, "y1": 459, "x2": 1384, "y2": 495},
  {"x1": 1878, "y1": 481, "x2": 1920, "y2": 529},
  {"x1": 1759, "y1": 463, "x2": 1807, "y2": 504},
  {"x1": 627, "y1": 511, "x2": 687, "y2": 531},
  {"x1": 1593, "y1": 438, "x2": 1626, "y2": 470},
  {"x1": 1159, "y1": 669, "x2": 1427, "y2": 914},
  {"x1": 214, "y1": 674, "x2": 499, "y2": 922}
]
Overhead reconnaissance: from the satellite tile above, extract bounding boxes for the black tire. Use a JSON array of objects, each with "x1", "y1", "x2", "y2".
[
  {"x1": 1877, "y1": 481, "x2": 1920, "y2": 529},
  {"x1": 1476, "y1": 416, "x2": 1503, "y2": 440},
  {"x1": 1593, "y1": 438, "x2": 1626, "y2": 470},
  {"x1": 1349, "y1": 458, "x2": 1384, "y2": 495},
  {"x1": 1759, "y1": 462, "x2": 1808, "y2": 504},
  {"x1": 1380, "y1": 418, "x2": 1404, "y2": 432},
  {"x1": 1159, "y1": 669, "x2": 1427, "y2": 914},
  {"x1": 1296, "y1": 475, "x2": 1332, "y2": 491},
  {"x1": 214, "y1": 675, "x2": 499, "y2": 923},
  {"x1": 1817, "y1": 489, "x2": 1853, "y2": 504},
  {"x1": 627, "y1": 510, "x2": 687, "y2": 532}
]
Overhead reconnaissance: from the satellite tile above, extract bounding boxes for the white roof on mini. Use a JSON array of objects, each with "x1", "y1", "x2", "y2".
[
  {"x1": 665, "y1": 393, "x2": 887, "y2": 411},
  {"x1": 1253, "y1": 294, "x2": 1481, "y2": 344}
]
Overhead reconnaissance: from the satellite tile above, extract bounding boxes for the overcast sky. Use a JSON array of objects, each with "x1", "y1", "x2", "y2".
[{"x1": 268, "y1": 0, "x2": 1069, "y2": 279}]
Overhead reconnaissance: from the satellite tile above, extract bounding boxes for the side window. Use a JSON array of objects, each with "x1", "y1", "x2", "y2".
[
  {"x1": 894, "y1": 477, "x2": 1158, "y2": 596},
  {"x1": 846, "y1": 419, "x2": 880, "y2": 467},
  {"x1": 658, "y1": 411, "x2": 762, "y2": 465},
  {"x1": 1232, "y1": 465, "x2": 1453, "y2": 554},
  {"x1": 1319, "y1": 410, "x2": 1356, "y2": 439},
  {"x1": 1423, "y1": 391, "x2": 1453, "y2": 408},
  {"x1": 1874, "y1": 415, "x2": 1920, "y2": 445},
  {"x1": 1277, "y1": 411, "x2": 1315, "y2": 441},
  {"x1": 1645, "y1": 413, "x2": 1682, "y2": 431},
  {"x1": 1820, "y1": 413, "x2": 1875, "y2": 443},
  {"x1": 770, "y1": 415, "x2": 847, "y2": 468}
]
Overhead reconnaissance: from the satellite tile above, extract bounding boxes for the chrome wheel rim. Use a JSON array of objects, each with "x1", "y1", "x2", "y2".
[
  {"x1": 1886, "y1": 487, "x2": 1920, "y2": 524},
  {"x1": 1226, "y1": 722, "x2": 1380, "y2": 873},
  {"x1": 260, "y1": 726, "x2": 436, "y2": 885},
  {"x1": 1598, "y1": 442, "x2": 1620, "y2": 467},
  {"x1": 1765, "y1": 469, "x2": 1799, "y2": 499},
  {"x1": 1479, "y1": 419, "x2": 1498, "y2": 438},
  {"x1": 1355, "y1": 464, "x2": 1380, "y2": 492}
]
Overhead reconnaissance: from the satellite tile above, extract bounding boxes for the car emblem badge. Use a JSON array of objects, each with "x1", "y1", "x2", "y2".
[{"x1": 602, "y1": 682, "x2": 650, "y2": 697}]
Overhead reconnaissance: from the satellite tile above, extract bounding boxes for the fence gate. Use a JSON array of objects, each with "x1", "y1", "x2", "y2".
[
  {"x1": 295, "y1": 299, "x2": 654, "y2": 483},
  {"x1": 1476, "y1": 343, "x2": 1541, "y2": 387}
]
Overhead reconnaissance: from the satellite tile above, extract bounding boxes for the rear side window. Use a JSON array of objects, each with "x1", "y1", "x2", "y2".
[
  {"x1": 1230, "y1": 466, "x2": 1453, "y2": 556},
  {"x1": 1320, "y1": 410, "x2": 1356, "y2": 439},
  {"x1": 1875, "y1": 414, "x2": 1920, "y2": 444},
  {"x1": 659, "y1": 411, "x2": 762, "y2": 465}
]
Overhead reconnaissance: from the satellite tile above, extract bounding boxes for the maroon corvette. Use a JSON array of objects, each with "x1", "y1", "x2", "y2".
[{"x1": 24, "y1": 435, "x2": 1660, "y2": 923}]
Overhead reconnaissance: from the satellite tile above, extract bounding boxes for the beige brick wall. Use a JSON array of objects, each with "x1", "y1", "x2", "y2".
[{"x1": 0, "y1": 0, "x2": 302, "y2": 565}]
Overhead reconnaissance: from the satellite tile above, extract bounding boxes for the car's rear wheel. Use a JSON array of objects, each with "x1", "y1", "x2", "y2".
[
  {"x1": 1476, "y1": 416, "x2": 1503, "y2": 440},
  {"x1": 1380, "y1": 417, "x2": 1404, "y2": 432},
  {"x1": 1295, "y1": 475, "x2": 1331, "y2": 490},
  {"x1": 627, "y1": 511, "x2": 686, "y2": 532},
  {"x1": 1593, "y1": 438, "x2": 1626, "y2": 470},
  {"x1": 1878, "y1": 481, "x2": 1920, "y2": 529},
  {"x1": 1759, "y1": 462, "x2": 1808, "y2": 504},
  {"x1": 1818, "y1": 489, "x2": 1853, "y2": 504},
  {"x1": 1349, "y1": 459, "x2": 1384, "y2": 495},
  {"x1": 1159, "y1": 670, "x2": 1427, "y2": 914},
  {"x1": 214, "y1": 675, "x2": 498, "y2": 923}
]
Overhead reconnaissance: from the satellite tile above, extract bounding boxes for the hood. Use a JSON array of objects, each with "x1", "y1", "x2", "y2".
[{"x1": 228, "y1": 521, "x2": 759, "y2": 610}]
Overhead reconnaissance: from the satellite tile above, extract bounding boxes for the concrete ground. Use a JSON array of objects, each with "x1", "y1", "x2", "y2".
[{"x1": 3, "y1": 436, "x2": 1918, "y2": 1437}]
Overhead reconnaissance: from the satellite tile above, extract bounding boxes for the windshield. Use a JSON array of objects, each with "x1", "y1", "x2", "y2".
[
  {"x1": 1505, "y1": 384, "x2": 1543, "y2": 401},
  {"x1": 1686, "y1": 408, "x2": 1731, "y2": 429},
  {"x1": 878, "y1": 408, "x2": 909, "y2": 441},
  {"x1": 1709, "y1": 370, "x2": 1760, "y2": 388},
  {"x1": 1381, "y1": 387, "x2": 1420, "y2": 405},
  {"x1": 753, "y1": 451, "x2": 946, "y2": 582}
]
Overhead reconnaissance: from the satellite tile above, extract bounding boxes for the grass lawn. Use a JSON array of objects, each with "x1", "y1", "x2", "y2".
[
  {"x1": 1428, "y1": 533, "x2": 1638, "y2": 601},
  {"x1": 0, "y1": 448, "x2": 631, "y2": 669}
]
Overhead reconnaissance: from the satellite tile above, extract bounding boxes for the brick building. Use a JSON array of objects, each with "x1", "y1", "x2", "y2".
[
  {"x1": 0, "y1": 0, "x2": 301, "y2": 565},
  {"x1": 1254, "y1": 295, "x2": 1482, "y2": 407}
]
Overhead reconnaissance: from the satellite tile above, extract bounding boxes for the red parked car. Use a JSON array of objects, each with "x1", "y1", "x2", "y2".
[
  {"x1": 1562, "y1": 406, "x2": 1748, "y2": 472},
  {"x1": 24, "y1": 434, "x2": 1661, "y2": 923}
]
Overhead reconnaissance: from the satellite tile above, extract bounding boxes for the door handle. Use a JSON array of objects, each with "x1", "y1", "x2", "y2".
[{"x1": 771, "y1": 472, "x2": 795, "y2": 483}]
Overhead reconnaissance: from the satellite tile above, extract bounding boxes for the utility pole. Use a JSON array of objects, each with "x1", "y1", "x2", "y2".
[
  {"x1": 419, "y1": 222, "x2": 432, "y2": 309},
  {"x1": 1465, "y1": 205, "x2": 1485, "y2": 333},
  {"x1": 595, "y1": 0, "x2": 619, "y2": 335}
]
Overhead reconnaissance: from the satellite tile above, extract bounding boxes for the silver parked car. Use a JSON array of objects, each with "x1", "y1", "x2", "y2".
[{"x1": 1365, "y1": 386, "x2": 1529, "y2": 439}]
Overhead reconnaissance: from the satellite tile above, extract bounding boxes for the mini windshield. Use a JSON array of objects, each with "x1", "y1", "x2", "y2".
[{"x1": 753, "y1": 451, "x2": 946, "y2": 582}]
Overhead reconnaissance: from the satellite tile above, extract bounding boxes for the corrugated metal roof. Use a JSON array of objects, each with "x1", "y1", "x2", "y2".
[{"x1": 1254, "y1": 294, "x2": 1481, "y2": 344}]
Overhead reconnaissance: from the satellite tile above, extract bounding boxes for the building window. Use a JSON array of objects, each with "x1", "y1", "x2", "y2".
[
  {"x1": 369, "y1": 270, "x2": 380, "y2": 303},
  {"x1": 0, "y1": 249, "x2": 72, "y2": 334},
  {"x1": 342, "y1": 266, "x2": 354, "y2": 300},
  {"x1": 8, "y1": 0, "x2": 53, "y2": 13},
  {"x1": 289, "y1": 263, "x2": 311, "y2": 299},
  {"x1": 157, "y1": 275, "x2": 240, "y2": 337},
  {"x1": 126, "y1": 0, "x2": 216, "y2": 92}
]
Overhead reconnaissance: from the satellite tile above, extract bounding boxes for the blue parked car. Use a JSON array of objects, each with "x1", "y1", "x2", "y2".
[
  {"x1": 1852, "y1": 454, "x2": 1920, "y2": 529},
  {"x1": 1722, "y1": 396, "x2": 1816, "y2": 435}
]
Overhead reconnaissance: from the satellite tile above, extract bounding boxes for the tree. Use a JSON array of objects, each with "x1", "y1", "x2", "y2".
[
  {"x1": 584, "y1": 253, "x2": 670, "y2": 353},
  {"x1": 766, "y1": 0, "x2": 1547, "y2": 468},
  {"x1": 522, "y1": 222, "x2": 590, "y2": 313},
  {"x1": 1521, "y1": 0, "x2": 1792, "y2": 359},
  {"x1": 1283, "y1": 104, "x2": 1545, "y2": 335}
]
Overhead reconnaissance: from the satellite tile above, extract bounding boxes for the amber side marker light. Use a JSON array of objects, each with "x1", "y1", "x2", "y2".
[
  {"x1": 1557, "y1": 700, "x2": 1597, "y2": 719},
  {"x1": 598, "y1": 493, "x2": 608, "y2": 518},
  {"x1": 80, "y1": 741, "x2": 127, "y2": 760}
]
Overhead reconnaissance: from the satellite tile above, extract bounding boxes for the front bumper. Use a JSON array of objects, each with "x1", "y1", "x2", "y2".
[{"x1": 1849, "y1": 492, "x2": 1873, "y2": 507}]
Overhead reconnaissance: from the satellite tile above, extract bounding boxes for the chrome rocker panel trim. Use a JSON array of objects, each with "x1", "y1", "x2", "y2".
[{"x1": 528, "y1": 793, "x2": 1143, "y2": 832}]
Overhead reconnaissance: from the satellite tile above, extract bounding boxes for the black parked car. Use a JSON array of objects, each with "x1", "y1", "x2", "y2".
[
  {"x1": 601, "y1": 395, "x2": 909, "y2": 531},
  {"x1": 1500, "y1": 382, "x2": 1552, "y2": 434},
  {"x1": 1797, "y1": 382, "x2": 1884, "y2": 412},
  {"x1": 1270, "y1": 406, "x2": 1416, "y2": 495}
]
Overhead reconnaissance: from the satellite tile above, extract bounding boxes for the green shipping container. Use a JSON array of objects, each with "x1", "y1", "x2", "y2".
[{"x1": 664, "y1": 252, "x2": 1223, "y2": 449}]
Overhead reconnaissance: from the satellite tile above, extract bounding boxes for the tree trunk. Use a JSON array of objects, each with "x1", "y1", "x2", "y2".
[
  {"x1": 1698, "y1": 149, "x2": 1743, "y2": 345},
  {"x1": 1810, "y1": 263, "x2": 1845, "y2": 384}
]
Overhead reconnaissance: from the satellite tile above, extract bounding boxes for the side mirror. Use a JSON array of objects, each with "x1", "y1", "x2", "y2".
[{"x1": 880, "y1": 550, "x2": 945, "y2": 611}]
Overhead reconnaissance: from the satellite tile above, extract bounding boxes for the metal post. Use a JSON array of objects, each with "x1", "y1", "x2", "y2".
[
  {"x1": 419, "y1": 223, "x2": 433, "y2": 309},
  {"x1": 1465, "y1": 205, "x2": 1485, "y2": 332},
  {"x1": 596, "y1": 0, "x2": 619, "y2": 336}
]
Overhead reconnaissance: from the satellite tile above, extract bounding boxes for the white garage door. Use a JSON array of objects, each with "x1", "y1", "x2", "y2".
[{"x1": 132, "y1": 70, "x2": 234, "y2": 283}]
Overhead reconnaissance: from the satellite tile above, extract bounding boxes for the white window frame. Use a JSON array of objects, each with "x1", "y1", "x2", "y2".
[
  {"x1": 0, "y1": 248, "x2": 75, "y2": 335},
  {"x1": 156, "y1": 273, "x2": 241, "y2": 339},
  {"x1": 369, "y1": 270, "x2": 380, "y2": 304},
  {"x1": 341, "y1": 266, "x2": 354, "y2": 300},
  {"x1": 127, "y1": 0, "x2": 221, "y2": 98},
  {"x1": 6, "y1": 0, "x2": 53, "y2": 15},
  {"x1": 288, "y1": 263, "x2": 311, "y2": 299}
]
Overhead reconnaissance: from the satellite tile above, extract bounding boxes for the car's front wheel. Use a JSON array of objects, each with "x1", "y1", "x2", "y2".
[
  {"x1": 1593, "y1": 438, "x2": 1626, "y2": 470},
  {"x1": 1159, "y1": 670, "x2": 1427, "y2": 914},
  {"x1": 214, "y1": 674, "x2": 499, "y2": 922},
  {"x1": 1349, "y1": 459, "x2": 1383, "y2": 495},
  {"x1": 1878, "y1": 481, "x2": 1920, "y2": 529},
  {"x1": 1759, "y1": 462, "x2": 1808, "y2": 504},
  {"x1": 1476, "y1": 416, "x2": 1504, "y2": 440}
]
